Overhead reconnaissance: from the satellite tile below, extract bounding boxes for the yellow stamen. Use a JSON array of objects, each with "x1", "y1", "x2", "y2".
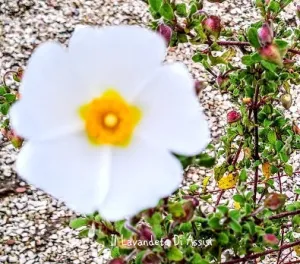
[
  {"x1": 104, "y1": 113, "x2": 119, "y2": 128},
  {"x1": 79, "y1": 89, "x2": 141, "y2": 147}
]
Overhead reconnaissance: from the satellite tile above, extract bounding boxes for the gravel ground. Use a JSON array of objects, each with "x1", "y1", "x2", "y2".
[{"x1": 0, "y1": 0, "x2": 299, "y2": 263}]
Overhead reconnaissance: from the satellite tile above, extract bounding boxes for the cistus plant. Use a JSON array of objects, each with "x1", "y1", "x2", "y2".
[{"x1": 0, "y1": 0, "x2": 300, "y2": 263}]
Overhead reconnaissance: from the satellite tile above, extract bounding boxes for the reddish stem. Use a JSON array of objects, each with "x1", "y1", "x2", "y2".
[{"x1": 221, "y1": 240, "x2": 300, "y2": 264}]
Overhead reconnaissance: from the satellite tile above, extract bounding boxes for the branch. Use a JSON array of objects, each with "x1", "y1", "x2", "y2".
[
  {"x1": 253, "y1": 84, "x2": 260, "y2": 204},
  {"x1": 213, "y1": 41, "x2": 300, "y2": 55},
  {"x1": 221, "y1": 240, "x2": 300, "y2": 264},
  {"x1": 269, "y1": 209, "x2": 300, "y2": 221}
]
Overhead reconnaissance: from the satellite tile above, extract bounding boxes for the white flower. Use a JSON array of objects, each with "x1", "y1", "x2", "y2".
[{"x1": 10, "y1": 25, "x2": 210, "y2": 221}]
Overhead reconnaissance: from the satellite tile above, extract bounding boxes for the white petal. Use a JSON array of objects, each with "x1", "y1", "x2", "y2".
[
  {"x1": 68, "y1": 25, "x2": 166, "y2": 101},
  {"x1": 10, "y1": 42, "x2": 86, "y2": 141},
  {"x1": 99, "y1": 137, "x2": 182, "y2": 221},
  {"x1": 134, "y1": 63, "x2": 210, "y2": 156},
  {"x1": 16, "y1": 133, "x2": 111, "y2": 214}
]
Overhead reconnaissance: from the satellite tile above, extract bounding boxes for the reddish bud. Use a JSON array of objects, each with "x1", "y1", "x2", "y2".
[
  {"x1": 13, "y1": 68, "x2": 24, "y2": 82},
  {"x1": 263, "y1": 234, "x2": 279, "y2": 245},
  {"x1": 202, "y1": 15, "x2": 221, "y2": 39},
  {"x1": 258, "y1": 23, "x2": 273, "y2": 46},
  {"x1": 227, "y1": 110, "x2": 241, "y2": 124},
  {"x1": 293, "y1": 124, "x2": 300, "y2": 135},
  {"x1": 158, "y1": 24, "x2": 173, "y2": 45},
  {"x1": 264, "y1": 193, "x2": 286, "y2": 211},
  {"x1": 258, "y1": 44, "x2": 282, "y2": 66},
  {"x1": 109, "y1": 259, "x2": 126, "y2": 264},
  {"x1": 216, "y1": 75, "x2": 229, "y2": 89},
  {"x1": 194, "y1": 80, "x2": 206, "y2": 94},
  {"x1": 142, "y1": 252, "x2": 161, "y2": 264},
  {"x1": 180, "y1": 200, "x2": 195, "y2": 222},
  {"x1": 138, "y1": 224, "x2": 155, "y2": 242},
  {"x1": 6, "y1": 130, "x2": 23, "y2": 148}
]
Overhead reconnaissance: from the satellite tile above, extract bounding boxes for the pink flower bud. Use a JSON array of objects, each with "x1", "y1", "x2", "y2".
[
  {"x1": 264, "y1": 193, "x2": 286, "y2": 211},
  {"x1": 258, "y1": 23, "x2": 273, "y2": 46},
  {"x1": 227, "y1": 110, "x2": 241, "y2": 124},
  {"x1": 109, "y1": 258, "x2": 126, "y2": 264},
  {"x1": 263, "y1": 234, "x2": 279, "y2": 245},
  {"x1": 157, "y1": 24, "x2": 172, "y2": 45},
  {"x1": 202, "y1": 15, "x2": 221, "y2": 39},
  {"x1": 258, "y1": 44, "x2": 283, "y2": 66},
  {"x1": 138, "y1": 225, "x2": 155, "y2": 242}
]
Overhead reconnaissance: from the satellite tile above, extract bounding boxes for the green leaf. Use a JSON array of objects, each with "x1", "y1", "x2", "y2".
[
  {"x1": 240, "y1": 169, "x2": 248, "y2": 182},
  {"x1": 247, "y1": 27, "x2": 261, "y2": 48},
  {"x1": 160, "y1": 3, "x2": 174, "y2": 20},
  {"x1": 284, "y1": 164, "x2": 293, "y2": 176},
  {"x1": 0, "y1": 86, "x2": 7, "y2": 95},
  {"x1": 267, "y1": 130, "x2": 277, "y2": 144},
  {"x1": 233, "y1": 194, "x2": 245, "y2": 204},
  {"x1": 179, "y1": 222, "x2": 192, "y2": 232},
  {"x1": 192, "y1": 53, "x2": 204, "y2": 62},
  {"x1": 217, "y1": 205, "x2": 229, "y2": 215},
  {"x1": 167, "y1": 247, "x2": 184, "y2": 261},
  {"x1": 197, "y1": 153, "x2": 215, "y2": 168},
  {"x1": 192, "y1": 254, "x2": 209, "y2": 264},
  {"x1": 148, "y1": 0, "x2": 162, "y2": 12},
  {"x1": 4, "y1": 93, "x2": 16, "y2": 103},
  {"x1": 229, "y1": 219, "x2": 242, "y2": 233},
  {"x1": 0, "y1": 103, "x2": 10, "y2": 115},
  {"x1": 275, "y1": 141, "x2": 284, "y2": 152},
  {"x1": 208, "y1": 217, "x2": 221, "y2": 229},
  {"x1": 69, "y1": 218, "x2": 88, "y2": 229},
  {"x1": 275, "y1": 39, "x2": 289, "y2": 50},
  {"x1": 229, "y1": 210, "x2": 241, "y2": 221},
  {"x1": 169, "y1": 203, "x2": 185, "y2": 218},
  {"x1": 279, "y1": 151, "x2": 289, "y2": 163},
  {"x1": 135, "y1": 251, "x2": 146, "y2": 264},
  {"x1": 111, "y1": 247, "x2": 121, "y2": 258},
  {"x1": 268, "y1": 0, "x2": 280, "y2": 13},
  {"x1": 261, "y1": 60, "x2": 277, "y2": 72},
  {"x1": 292, "y1": 215, "x2": 300, "y2": 226},
  {"x1": 242, "y1": 55, "x2": 254, "y2": 66},
  {"x1": 176, "y1": 3, "x2": 187, "y2": 17},
  {"x1": 217, "y1": 232, "x2": 229, "y2": 245}
]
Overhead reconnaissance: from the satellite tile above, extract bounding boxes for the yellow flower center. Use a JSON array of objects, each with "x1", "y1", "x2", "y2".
[{"x1": 79, "y1": 89, "x2": 141, "y2": 147}]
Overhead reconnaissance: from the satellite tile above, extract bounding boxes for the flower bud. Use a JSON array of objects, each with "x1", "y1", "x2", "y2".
[
  {"x1": 280, "y1": 93, "x2": 292, "y2": 109},
  {"x1": 202, "y1": 15, "x2": 221, "y2": 39},
  {"x1": 109, "y1": 258, "x2": 126, "y2": 264},
  {"x1": 242, "y1": 97, "x2": 252, "y2": 104},
  {"x1": 293, "y1": 124, "x2": 300, "y2": 135},
  {"x1": 264, "y1": 193, "x2": 286, "y2": 211},
  {"x1": 142, "y1": 252, "x2": 161, "y2": 264},
  {"x1": 13, "y1": 68, "x2": 24, "y2": 82},
  {"x1": 138, "y1": 224, "x2": 155, "y2": 242},
  {"x1": 194, "y1": 80, "x2": 206, "y2": 95},
  {"x1": 258, "y1": 23, "x2": 273, "y2": 46},
  {"x1": 227, "y1": 110, "x2": 241, "y2": 124},
  {"x1": 258, "y1": 44, "x2": 282, "y2": 67},
  {"x1": 6, "y1": 129, "x2": 23, "y2": 148},
  {"x1": 216, "y1": 75, "x2": 229, "y2": 89},
  {"x1": 157, "y1": 24, "x2": 172, "y2": 46},
  {"x1": 263, "y1": 234, "x2": 279, "y2": 245}
]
